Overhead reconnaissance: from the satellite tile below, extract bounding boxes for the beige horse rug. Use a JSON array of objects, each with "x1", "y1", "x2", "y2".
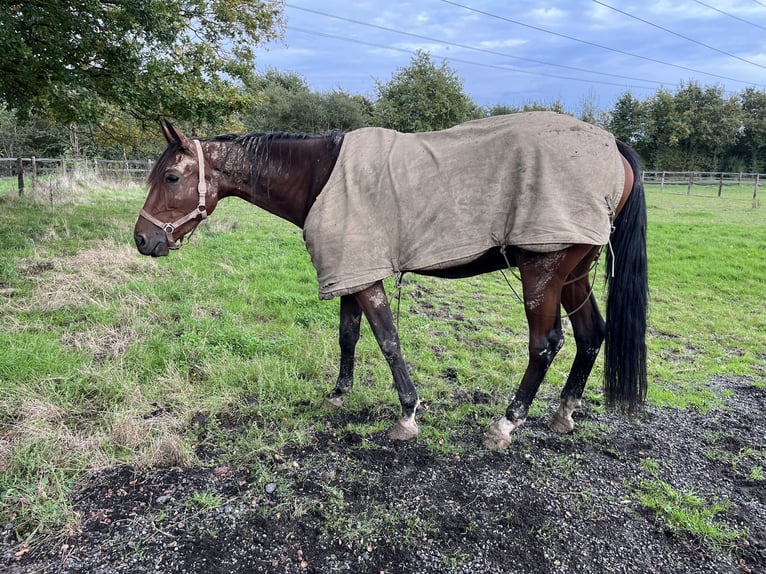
[{"x1": 303, "y1": 111, "x2": 625, "y2": 300}]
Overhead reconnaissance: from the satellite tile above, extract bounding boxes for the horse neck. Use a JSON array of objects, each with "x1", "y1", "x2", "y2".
[{"x1": 210, "y1": 135, "x2": 341, "y2": 228}]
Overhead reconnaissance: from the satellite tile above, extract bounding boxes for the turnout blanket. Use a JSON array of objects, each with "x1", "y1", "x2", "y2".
[{"x1": 303, "y1": 111, "x2": 625, "y2": 300}]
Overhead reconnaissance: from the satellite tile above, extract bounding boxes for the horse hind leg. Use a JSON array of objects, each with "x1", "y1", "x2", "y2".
[
  {"x1": 484, "y1": 251, "x2": 567, "y2": 449},
  {"x1": 324, "y1": 295, "x2": 362, "y2": 409},
  {"x1": 548, "y1": 252, "x2": 605, "y2": 433}
]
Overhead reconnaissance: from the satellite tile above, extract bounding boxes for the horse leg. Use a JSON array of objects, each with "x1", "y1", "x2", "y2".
[
  {"x1": 549, "y1": 250, "x2": 606, "y2": 433},
  {"x1": 324, "y1": 295, "x2": 363, "y2": 409},
  {"x1": 354, "y1": 281, "x2": 420, "y2": 441},
  {"x1": 484, "y1": 251, "x2": 567, "y2": 450}
]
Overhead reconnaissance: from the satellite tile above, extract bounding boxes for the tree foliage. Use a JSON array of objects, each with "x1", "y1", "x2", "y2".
[
  {"x1": 373, "y1": 51, "x2": 471, "y2": 132},
  {"x1": 0, "y1": 0, "x2": 285, "y2": 125},
  {"x1": 244, "y1": 70, "x2": 372, "y2": 134},
  {"x1": 607, "y1": 83, "x2": 766, "y2": 171}
]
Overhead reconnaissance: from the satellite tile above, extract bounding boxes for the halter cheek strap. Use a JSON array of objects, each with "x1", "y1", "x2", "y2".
[{"x1": 139, "y1": 139, "x2": 209, "y2": 249}]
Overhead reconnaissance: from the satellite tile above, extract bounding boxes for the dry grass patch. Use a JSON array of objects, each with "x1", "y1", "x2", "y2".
[
  {"x1": 14, "y1": 239, "x2": 158, "y2": 312},
  {"x1": 59, "y1": 323, "x2": 140, "y2": 360},
  {"x1": 0, "y1": 397, "x2": 110, "y2": 473},
  {"x1": 109, "y1": 411, "x2": 192, "y2": 468}
]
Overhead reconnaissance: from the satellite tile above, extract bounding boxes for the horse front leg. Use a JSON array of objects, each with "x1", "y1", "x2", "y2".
[
  {"x1": 354, "y1": 281, "x2": 420, "y2": 441},
  {"x1": 324, "y1": 295, "x2": 363, "y2": 409}
]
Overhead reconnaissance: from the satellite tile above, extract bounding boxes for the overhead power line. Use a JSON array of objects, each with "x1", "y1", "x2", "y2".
[
  {"x1": 285, "y1": 0, "x2": 763, "y2": 89},
  {"x1": 286, "y1": 4, "x2": 668, "y2": 87},
  {"x1": 289, "y1": 26, "x2": 659, "y2": 93},
  {"x1": 437, "y1": 0, "x2": 765, "y2": 87},
  {"x1": 592, "y1": 0, "x2": 766, "y2": 70},
  {"x1": 689, "y1": 0, "x2": 766, "y2": 32}
]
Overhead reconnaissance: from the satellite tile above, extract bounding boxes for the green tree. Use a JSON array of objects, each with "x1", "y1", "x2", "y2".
[
  {"x1": 373, "y1": 51, "x2": 472, "y2": 132},
  {"x1": 607, "y1": 92, "x2": 646, "y2": 147},
  {"x1": 245, "y1": 70, "x2": 370, "y2": 134},
  {"x1": 485, "y1": 104, "x2": 520, "y2": 117},
  {"x1": 0, "y1": 0, "x2": 285, "y2": 125},
  {"x1": 643, "y1": 88, "x2": 686, "y2": 170},
  {"x1": 736, "y1": 88, "x2": 766, "y2": 172},
  {"x1": 672, "y1": 83, "x2": 741, "y2": 170}
]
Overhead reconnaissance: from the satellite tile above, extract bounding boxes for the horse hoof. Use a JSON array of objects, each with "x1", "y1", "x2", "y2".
[
  {"x1": 388, "y1": 418, "x2": 419, "y2": 441},
  {"x1": 483, "y1": 416, "x2": 524, "y2": 450},
  {"x1": 548, "y1": 411, "x2": 575, "y2": 434},
  {"x1": 323, "y1": 396, "x2": 344, "y2": 409}
]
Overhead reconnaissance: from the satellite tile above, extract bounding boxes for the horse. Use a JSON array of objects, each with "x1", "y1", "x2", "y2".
[{"x1": 134, "y1": 113, "x2": 647, "y2": 450}]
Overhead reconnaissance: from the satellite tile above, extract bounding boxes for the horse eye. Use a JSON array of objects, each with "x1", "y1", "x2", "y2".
[{"x1": 165, "y1": 173, "x2": 180, "y2": 184}]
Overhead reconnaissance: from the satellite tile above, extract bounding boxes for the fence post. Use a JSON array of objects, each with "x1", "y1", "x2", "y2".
[
  {"x1": 718, "y1": 172, "x2": 723, "y2": 197},
  {"x1": 687, "y1": 172, "x2": 693, "y2": 195},
  {"x1": 17, "y1": 157, "x2": 24, "y2": 196},
  {"x1": 660, "y1": 171, "x2": 666, "y2": 192},
  {"x1": 31, "y1": 156, "x2": 37, "y2": 190},
  {"x1": 754, "y1": 174, "x2": 760, "y2": 209}
]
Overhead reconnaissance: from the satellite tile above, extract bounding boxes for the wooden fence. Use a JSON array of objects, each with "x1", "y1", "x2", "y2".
[
  {"x1": 0, "y1": 157, "x2": 153, "y2": 195},
  {"x1": 643, "y1": 170, "x2": 761, "y2": 204},
  {"x1": 0, "y1": 158, "x2": 762, "y2": 206}
]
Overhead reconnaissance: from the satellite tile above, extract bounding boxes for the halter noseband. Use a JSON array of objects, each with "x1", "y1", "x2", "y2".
[{"x1": 139, "y1": 139, "x2": 208, "y2": 250}]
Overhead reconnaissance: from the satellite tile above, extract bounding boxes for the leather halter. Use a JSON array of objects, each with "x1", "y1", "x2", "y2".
[{"x1": 139, "y1": 139, "x2": 208, "y2": 250}]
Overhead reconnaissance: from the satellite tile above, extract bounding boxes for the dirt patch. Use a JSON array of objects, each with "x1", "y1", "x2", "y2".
[{"x1": 2, "y1": 376, "x2": 764, "y2": 573}]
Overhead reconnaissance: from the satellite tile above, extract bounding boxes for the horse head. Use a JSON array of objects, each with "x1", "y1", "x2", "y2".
[{"x1": 134, "y1": 121, "x2": 215, "y2": 257}]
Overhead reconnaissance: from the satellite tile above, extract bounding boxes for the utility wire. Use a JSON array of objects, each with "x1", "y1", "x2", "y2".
[
  {"x1": 286, "y1": 4, "x2": 668, "y2": 87},
  {"x1": 288, "y1": 2, "x2": 764, "y2": 89},
  {"x1": 289, "y1": 26, "x2": 659, "y2": 92},
  {"x1": 689, "y1": 0, "x2": 766, "y2": 31},
  {"x1": 592, "y1": 0, "x2": 766, "y2": 70},
  {"x1": 437, "y1": 0, "x2": 765, "y2": 87}
]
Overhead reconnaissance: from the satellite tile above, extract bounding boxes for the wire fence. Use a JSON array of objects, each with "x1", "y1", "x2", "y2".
[
  {"x1": 1, "y1": 157, "x2": 762, "y2": 207},
  {"x1": 0, "y1": 157, "x2": 153, "y2": 195},
  {"x1": 643, "y1": 170, "x2": 761, "y2": 204}
]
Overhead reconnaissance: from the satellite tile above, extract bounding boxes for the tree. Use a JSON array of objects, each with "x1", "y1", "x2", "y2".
[
  {"x1": 643, "y1": 88, "x2": 685, "y2": 170},
  {"x1": 245, "y1": 70, "x2": 371, "y2": 134},
  {"x1": 0, "y1": 0, "x2": 285, "y2": 126},
  {"x1": 373, "y1": 51, "x2": 472, "y2": 132},
  {"x1": 736, "y1": 88, "x2": 766, "y2": 172},
  {"x1": 607, "y1": 92, "x2": 646, "y2": 147},
  {"x1": 672, "y1": 82, "x2": 741, "y2": 170}
]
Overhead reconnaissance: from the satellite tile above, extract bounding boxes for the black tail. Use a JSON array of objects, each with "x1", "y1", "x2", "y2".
[{"x1": 604, "y1": 140, "x2": 648, "y2": 413}]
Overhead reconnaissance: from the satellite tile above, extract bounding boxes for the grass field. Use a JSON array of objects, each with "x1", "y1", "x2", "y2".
[{"x1": 1, "y1": 178, "x2": 764, "y2": 546}]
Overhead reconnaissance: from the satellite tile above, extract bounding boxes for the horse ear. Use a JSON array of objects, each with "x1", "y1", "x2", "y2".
[{"x1": 159, "y1": 120, "x2": 193, "y2": 151}]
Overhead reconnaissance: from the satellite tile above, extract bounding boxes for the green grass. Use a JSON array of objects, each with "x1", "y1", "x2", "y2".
[
  {"x1": 635, "y1": 458, "x2": 745, "y2": 549},
  {"x1": 0, "y1": 180, "x2": 764, "y2": 545}
]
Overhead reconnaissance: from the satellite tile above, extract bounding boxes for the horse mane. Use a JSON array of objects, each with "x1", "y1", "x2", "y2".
[
  {"x1": 147, "y1": 130, "x2": 345, "y2": 199},
  {"x1": 217, "y1": 131, "x2": 345, "y2": 199}
]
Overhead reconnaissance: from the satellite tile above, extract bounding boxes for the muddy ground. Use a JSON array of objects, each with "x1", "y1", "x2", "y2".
[{"x1": 2, "y1": 375, "x2": 764, "y2": 574}]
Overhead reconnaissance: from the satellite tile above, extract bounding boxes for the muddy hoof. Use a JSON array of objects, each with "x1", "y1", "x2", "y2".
[
  {"x1": 482, "y1": 432, "x2": 512, "y2": 451},
  {"x1": 388, "y1": 418, "x2": 419, "y2": 441},
  {"x1": 483, "y1": 417, "x2": 524, "y2": 450},
  {"x1": 323, "y1": 395, "x2": 344, "y2": 409},
  {"x1": 548, "y1": 411, "x2": 575, "y2": 433}
]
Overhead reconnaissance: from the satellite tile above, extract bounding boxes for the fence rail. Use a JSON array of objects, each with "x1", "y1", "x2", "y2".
[
  {"x1": 1, "y1": 157, "x2": 762, "y2": 205},
  {"x1": 643, "y1": 170, "x2": 762, "y2": 202},
  {"x1": 0, "y1": 157, "x2": 153, "y2": 194}
]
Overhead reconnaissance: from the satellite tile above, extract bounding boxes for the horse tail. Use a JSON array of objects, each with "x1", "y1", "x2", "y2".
[{"x1": 604, "y1": 140, "x2": 648, "y2": 413}]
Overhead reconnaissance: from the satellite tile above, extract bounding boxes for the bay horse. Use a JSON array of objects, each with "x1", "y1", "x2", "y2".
[{"x1": 134, "y1": 114, "x2": 647, "y2": 450}]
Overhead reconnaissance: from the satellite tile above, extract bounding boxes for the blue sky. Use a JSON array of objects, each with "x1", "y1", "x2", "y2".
[{"x1": 253, "y1": 0, "x2": 766, "y2": 115}]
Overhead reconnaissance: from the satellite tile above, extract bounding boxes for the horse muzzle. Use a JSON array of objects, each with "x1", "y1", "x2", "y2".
[{"x1": 134, "y1": 229, "x2": 172, "y2": 257}]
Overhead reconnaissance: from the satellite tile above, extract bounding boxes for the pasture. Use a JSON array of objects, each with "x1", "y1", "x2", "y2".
[{"x1": 0, "y1": 179, "x2": 764, "y2": 572}]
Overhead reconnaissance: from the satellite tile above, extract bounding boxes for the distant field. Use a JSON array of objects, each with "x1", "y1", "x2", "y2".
[{"x1": 0, "y1": 180, "x2": 764, "y2": 545}]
